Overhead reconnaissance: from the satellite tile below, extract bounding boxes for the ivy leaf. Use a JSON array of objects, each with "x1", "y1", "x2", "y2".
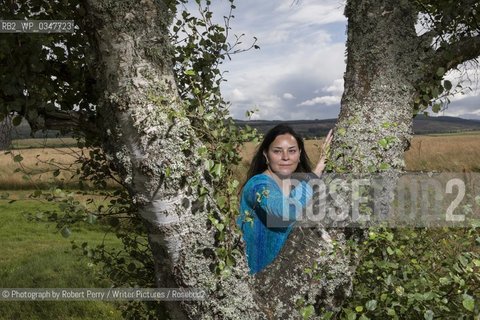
[
  {"x1": 13, "y1": 154, "x2": 23, "y2": 162},
  {"x1": 424, "y1": 310, "x2": 434, "y2": 320},
  {"x1": 379, "y1": 163, "x2": 390, "y2": 171},
  {"x1": 12, "y1": 116, "x2": 22, "y2": 126},
  {"x1": 87, "y1": 214, "x2": 97, "y2": 224},
  {"x1": 436, "y1": 67, "x2": 446, "y2": 77},
  {"x1": 462, "y1": 294, "x2": 474, "y2": 312},
  {"x1": 365, "y1": 299, "x2": 377, "y2": 311},
  {"x1": 300, "y1": 305, "x2": 315, "y2": 319},
  {"x1": 378, "y1": 139, "x2": 388, "y2": 149},
  {"x1": 184, "y1": 69, "x2": 196, "y2": 76},
  {"x1": 61, "y1": 226, "x2": 71, "y2": 238},
  {"x1": 443, "y1": 80, "x2": 452, "y2": 91}
]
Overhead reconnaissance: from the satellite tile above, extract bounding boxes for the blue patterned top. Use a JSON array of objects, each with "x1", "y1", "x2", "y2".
[{"x1": 237, "y1": 173, "x2": 313, "y2": 274}]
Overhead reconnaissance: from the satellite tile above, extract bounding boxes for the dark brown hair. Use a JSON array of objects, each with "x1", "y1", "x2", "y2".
[{"x1": 245, "y1": 124, "x2": 312, "y2": 182}]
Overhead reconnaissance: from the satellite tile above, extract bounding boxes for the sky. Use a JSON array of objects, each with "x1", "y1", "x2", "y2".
[{"x1": 200, "y1": 0, "x2": 480, "y2": 121}]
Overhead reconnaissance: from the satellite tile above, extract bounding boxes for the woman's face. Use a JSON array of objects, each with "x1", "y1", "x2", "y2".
[{"x1": 264, "y1": 133, "x2": 301, "y2": 177}]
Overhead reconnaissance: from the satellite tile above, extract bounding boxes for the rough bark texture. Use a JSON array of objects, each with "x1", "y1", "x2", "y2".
[
  {"x1": 81, "y1": 0, "x2": 360, "y2": 318},
  {"x1": 253, "y1": 226, "x2": 356, "y2": 318},
  {"x1": 334, "y1": 0, "x2": 419, "y2": 174},
  {"x1": 79, "y1": 0, "x2": 480, "y2": 319},
  {"x1": 82, "y1": 1, "x2": 265, "y2": 318},
  {"x1": 0, "y1": 114, "x2": 12, "y2": 150}
]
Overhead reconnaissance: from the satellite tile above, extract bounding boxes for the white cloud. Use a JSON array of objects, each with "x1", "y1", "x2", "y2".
[
  {"x1": 230, "y1": 88, "x2": 247, "y2": 102},
  {"x1": 214, "y1": 0, "x2": 479, "y2": 120},
  {"x1": 298, "y1": 95, "x2": 341, "y2": 106},
  {"x1": 323, "y1": 78, "x2": 344, "y2": 93},
  {"x1": 287, "y1": 4, "x2": 346, "y2": 25}
]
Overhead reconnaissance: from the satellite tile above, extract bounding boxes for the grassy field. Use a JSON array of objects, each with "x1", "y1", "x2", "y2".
[
  {"x1": 0, "y1": 192, "x2": 123, "y2": 320},
  {"x1": 2, "y1": 133, "x2": 480, "y2": 189},
  {"x1": 0, "y1": 133, "x2": 478, "y2": 318},
  {"x1": 234, "y1": 132, "x2": 480, "y2": 183}
]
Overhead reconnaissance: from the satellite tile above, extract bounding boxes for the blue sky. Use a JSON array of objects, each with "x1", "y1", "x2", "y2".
[{"x1": 204, "y1": 0, "x2": 480, "y2": 120}]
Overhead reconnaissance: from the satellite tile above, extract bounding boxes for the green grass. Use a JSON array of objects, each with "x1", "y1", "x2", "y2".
[{"x1": 0, "y1": 194, "x2": 124, "y2": 320}]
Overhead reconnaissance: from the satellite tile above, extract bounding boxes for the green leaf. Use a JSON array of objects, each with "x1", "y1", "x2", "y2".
[
  {"x1": 13, "y1": 154, "x2": 23, "y2": 162},
  {"x1": 436, "y1": 67, "x2": 446, "y2": 77},
  {"x1": 379, "y1": 163, "x2": 390, "y2": 171},
  {"x1": 344, "y1": 308, "x2": 357, "y2": 320},
  {"x1": 87, "y1": 214, "x2": 97, "y2": 224},
  {"x1": 365, "y1": 299, "x2": 377, "y2": 311},
  {"x1": 300, "y1": 305, "x2": 314, "y2": 319},
  {"x1": 338, "y1": 127, "x2": 346, "y2": 136},
  {"x1": 462, "y1": 294, "x2": 474, "y2": 312},
  {"x1": 61, "y1": 226, "x2": 71, "y2": 238},
  {"x1": 12, "y1": 116, "x2": 22, "y2": 126},
  {"x1": 443, "y1": 80, "x2": 452, "y2": 91},
  {"x1": 355, "y1": 306, "x2": 363, "y2": 312},
  {"x1": 212, "y1": 163, "x2": 223, "y2": 176},
  {"x1": 32, "y1": 190, "x2": 42, "y2": 197},
  {"x1": 378, "y1": 139, "x2": 388, "y2": 148},
  {"x1": 205, "y1": 159, "x2": 214, "y2": 170},
  {"x1": 184, "y1": 69, "x2": 196, "y2": 76},
  {"x1": 424, "y1": 310, "x2": 434, "y2": 320}
]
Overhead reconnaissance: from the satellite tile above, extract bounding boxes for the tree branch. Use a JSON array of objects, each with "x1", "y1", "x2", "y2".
[{"x1": 433, "y1": 35, "x2": 480, "y2": 71}]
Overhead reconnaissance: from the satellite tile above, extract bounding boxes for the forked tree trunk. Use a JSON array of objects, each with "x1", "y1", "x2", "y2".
[
  {"x1": 81, "y1": 0, "x2": 480, "y2": 319},
  {"x1": 81, "y1": 0, "x2": 358, "y2": 318}
]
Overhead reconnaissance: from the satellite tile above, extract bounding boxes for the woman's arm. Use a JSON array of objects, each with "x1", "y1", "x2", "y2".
[
  {"x1": 313, "y1": 129, "x2": 333, "y2": 177},
  {"x1": 244, "y1": 177, "x2": 313, "y2": 223}
]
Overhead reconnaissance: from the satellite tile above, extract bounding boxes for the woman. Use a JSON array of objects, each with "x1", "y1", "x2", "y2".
[{"x1": 237, "y1": 124, "x2": 333, "y2": 274}]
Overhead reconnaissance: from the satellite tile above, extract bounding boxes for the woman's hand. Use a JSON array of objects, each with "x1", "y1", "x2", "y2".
[{"x1": 314, "y1": 129, "x2": 333, "y2": 177}]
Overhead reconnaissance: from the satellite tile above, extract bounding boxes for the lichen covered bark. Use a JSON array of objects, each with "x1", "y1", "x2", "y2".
[
  {"x1": 83, "y1": 0, "x2": 265, "y2": 318},
  {"x1": 254, "y1": 227, "x2": 355, "y2": 318},
  {"x1": 82, "y1": 0, "x2": 430, "y2": 318},
  {"x1": 335, "y1": 0, "x2": 421, "y2": 173}
]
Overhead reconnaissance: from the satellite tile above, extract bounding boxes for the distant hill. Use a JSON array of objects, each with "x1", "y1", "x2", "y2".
[
  {"x1": 236, "y1": 115, "x2": 480, "y2": 138},
  {"x1": 10, "y1": 115, "x2": 480, "y2": 140}
]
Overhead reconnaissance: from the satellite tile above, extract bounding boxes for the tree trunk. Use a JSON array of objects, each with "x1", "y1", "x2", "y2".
[
  {"x1": 334, "y1": 0, "x2": 419, "y2": 173},
  {"x1": 81, "y1": 0, "x2": 448, "y2": 318},
  {"x1": 0, "y1": 114, "x2": 13, "y2": 150},
  {"x1": 82, "y1": 1, "x2": 266, "y2": 318},
  {"x1": 80, "y1": 0, "x2": 365, "y2": 318}
]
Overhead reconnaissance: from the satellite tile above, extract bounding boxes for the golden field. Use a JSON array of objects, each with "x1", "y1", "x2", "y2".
[
  {"x1": 1, "y1": 133, "x2": 479, "y2": 189},
  {"x1": 0, "y1": 147, "x2": 84, "y2": 189},
  {"x1": 235, "y1": 133, "x2": 480, "y2": 183}
]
